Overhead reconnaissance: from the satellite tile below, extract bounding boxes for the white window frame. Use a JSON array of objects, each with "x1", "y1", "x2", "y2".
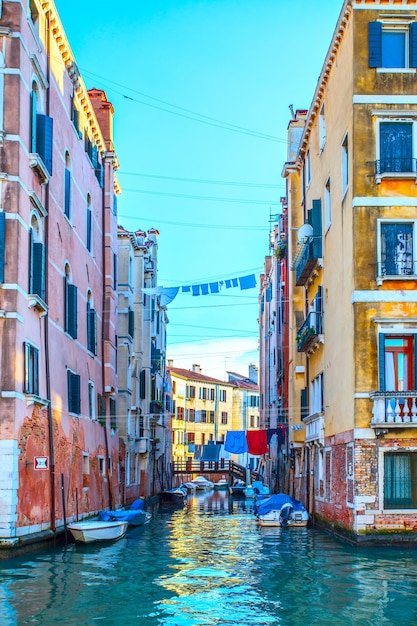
[
  {"x1": 376, "y1": 218, "x2": 417, "y2": 285},
  {"x1": 309, "y1": 373, "x2": 323, "y2": 417},
  {"x1": 375, "y1": 116, "x2": 417, "y2": 183},
  {"x1": 305, "y1": 149, "x2": 311, "y2": 188},
  {"x1": 378, "y1": 446, "x2": 417, "y2": 513},
  {"x1": 97, "y1": 455, "x2": 105, "y2": 476},
  {"x1": 378, "y1": 21, "x2": 412, "y2": 72},
  {"x1": 88, "y1": 380, "x2": 95, "y2": 420}
]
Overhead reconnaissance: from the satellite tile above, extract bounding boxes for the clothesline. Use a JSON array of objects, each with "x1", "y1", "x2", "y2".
[{"x1": 224, "y1": 427, "x2": 286, "y2": 456}]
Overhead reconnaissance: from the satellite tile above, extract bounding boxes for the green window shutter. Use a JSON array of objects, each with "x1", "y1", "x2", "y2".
[
  {"x1": 86, "y1": 208, "x2": 92, "y2": 252},
  {"x1": 68, "y1": 371, "x2": 81, "y2": 414},
  {"x1": 128, "y1": 308, "x2": 135, "y2": 338},
  {"x1": 379, "y1": 334, "x2": 386, "y2": 391},
  {"x1": 140, "y1": 369, "x2": 146, "y2": 399},
  {"x1": 311, "y1": 199, "x2": 322, "y2": 258},
  {"x1": 64, "y1": 168, "x2": 71, "y2": 218},
  {"x1": 410, "y1": 22, "x2": 417, "y2": 68},
  {"x1": 30, "y1": 90, "x2": 37, "y2": 153},
  {"x1": 110, "y1": 397, "x2": 116, "y2": 430},
  {"x1": 66, "y1": 283, "x2": 78, "y2": 339},
  {"x1": 67, "y1": 369, "x2": 73, "y2": 411},
  {"x1": 31, "y1": 242, "x2": 45, "y2": 300},
  {"x1": 368, "y1": 22, "x2": 382, "y2": 68},
  {"x1": 0, "y1": 212, "x2": 6, "y2": 283},
  {"x1": 97, "y1": 393, "x2": 106, "y2": 425},
  {"x1": 36, "y1": 114, "x2": 53, "y2": 175},
  {"x1": 88, "y1": 307, "x2": 97, "y2": 354}
]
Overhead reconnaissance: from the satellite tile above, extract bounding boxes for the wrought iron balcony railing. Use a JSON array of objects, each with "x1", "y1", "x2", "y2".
[
  {"x1": 296, "y1": 311, "x2": 323, "y2": 353},
  {"x1": 295, "y1": 238, "x2": 323, "y2": 286}
]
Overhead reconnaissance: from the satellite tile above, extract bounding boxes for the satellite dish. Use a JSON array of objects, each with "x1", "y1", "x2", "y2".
[{"x1": 297, "y1": 224, "x2": 313, "y2": 242}]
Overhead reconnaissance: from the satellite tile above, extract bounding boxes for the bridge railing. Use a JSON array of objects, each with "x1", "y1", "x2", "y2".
[{"x1": 172, "y1": 459, "x2": 229, "y2": 474}]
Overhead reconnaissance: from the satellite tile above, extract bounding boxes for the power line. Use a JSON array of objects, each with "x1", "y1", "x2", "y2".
[
  {"x1": 118, "y1": 171, "x2": 285, "y2": 189},
  {"x1": 81, "y1": 68, "x2": 287, "y2": 143},
  {"x1": 117, "y1": 213, "x2": 269, "y2": 231},
  {"x1": 122, "y1": 188, "x2": 280, "y2": 205}
]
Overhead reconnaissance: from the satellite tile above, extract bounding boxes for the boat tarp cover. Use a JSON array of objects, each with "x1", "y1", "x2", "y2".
[
  {"x1": 98, "y1": 509, "x2": 145, "y2": 523},
  {"x1": 256, "y1": 493, "x2": 306, "y2": 516}
]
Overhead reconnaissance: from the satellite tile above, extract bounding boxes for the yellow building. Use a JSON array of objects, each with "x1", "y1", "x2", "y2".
[
  {"x1": 168, "y1": 364, "x2": 235, "y2": 463},
  {"x1": 283, "y1": 0, "x2": 417, "y2": 542}
]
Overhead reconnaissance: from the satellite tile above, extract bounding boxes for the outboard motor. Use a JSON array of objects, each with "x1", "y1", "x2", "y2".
[{"x1": 279, "y1": 503, "x2": 294, "y2": 528}]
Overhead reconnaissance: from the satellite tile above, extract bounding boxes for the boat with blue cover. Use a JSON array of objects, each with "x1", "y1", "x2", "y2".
[
  {"x1": 99, "y1": 499, "x2": 151, "y2": 526},
  {"x1": 255, "y1": 493, "x2": 310, "y2": 527}
]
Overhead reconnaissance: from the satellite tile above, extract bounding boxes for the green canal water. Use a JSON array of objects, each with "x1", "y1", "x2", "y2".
[{"x1": 1, "y1": 491, "x2": 417, "y2": 626}]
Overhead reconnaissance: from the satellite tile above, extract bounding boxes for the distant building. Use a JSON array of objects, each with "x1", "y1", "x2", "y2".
[
  {"x1": 227, "y1": 367, "x2": 260, "y2": 470},
  {"x1": 283, "y1": 0, "x2": 417, "y2": 542},
  {"x1": 0, "y1": 0, "x2": 120, "y2": 547},
  {"x1": 117, "y1": 227, "x2": 171, "y2": 499},
  {"x1": 168, "y1": 364, "x2": 234, "y2": 464}
]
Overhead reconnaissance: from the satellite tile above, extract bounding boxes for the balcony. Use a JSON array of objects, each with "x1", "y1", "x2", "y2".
[
  {"x1": 375, "y1": 158, "x2": 417, "y2": 184},
  {"x1": 295, "y1": 237, "x2": 322, "y2": 286},
  {"x1": 296, "y1": 312, "x2": 323, "y2": 353},
  {"x1": 304, "y1": 413, "x2": 325, "y2": 445},
  {"x1": 370, "y1": 391, "x2": 417, "y2": 427}
]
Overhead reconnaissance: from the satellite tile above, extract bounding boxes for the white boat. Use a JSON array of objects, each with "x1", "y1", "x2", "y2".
[
  {"x1": 67, "y1": 520, "x2": 128, "y2": 543},
  {"x1": 191, "y1": 475, "x2": 215, "y2": 491},
  {"x1": 214, "y1": 476, "x2": 229, "y2": 491},
  {"x1": 255, "y1": 494, "x2": 310, "y2": 528}
]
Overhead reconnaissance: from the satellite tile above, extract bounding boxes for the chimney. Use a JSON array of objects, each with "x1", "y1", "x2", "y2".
[
  {"x1": 88, "y1": 88, "x2": 115, "y2": 150},
  {"x1": 248, "y1": 364, "x2": 258, "y2": 384},
  {"x1": 168, "y1": 359, "x2": 174, "y2": 367},
  {"x1": 192, "y1": 364, "x2": 202, "y2": 373}
]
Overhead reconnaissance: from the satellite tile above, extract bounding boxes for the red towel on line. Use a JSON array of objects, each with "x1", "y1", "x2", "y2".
[{"x1": 246, "y1": 429, "x2": 268, "y2": 456}]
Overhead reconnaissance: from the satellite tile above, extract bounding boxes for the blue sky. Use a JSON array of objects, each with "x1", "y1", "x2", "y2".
[{"x1": 54, "y1": 0, "x2": 343, "y2": 379}]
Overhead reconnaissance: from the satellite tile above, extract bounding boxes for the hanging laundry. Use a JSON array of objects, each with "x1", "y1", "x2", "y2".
[
  {"x1": 266, "y1": 428, "x2": 277, "y2": 444},
  {"x1": 224, "y1": 431, "x2": 248, "y2": 454},
  {"x1": 209, "y1": 282, "x2": 220, "y2": 294},
  {"x1": 201, "y1": 283, "x2": 209, "y2": 295},
  {"x1": 246, "y1": 430, "x2": 268, "y2": 455},
  {"x1": 238, "y1": 274, "x2": 257, "y2": 290},
  {"x1": 182, "y1": 285, "x2": 191, "y2": 293},
  {"x1": 232, "y1": 278, "x2": 238, "y2": 287},
  {"x1": 192, "y1": 285, "x2": 200, "y2": 296},
  {"x1": 225, "y1": 279, "x2": 232, "y2": 288},
  {"x1": 277, "y1": 424, "x2": 286, "y2": 444}
]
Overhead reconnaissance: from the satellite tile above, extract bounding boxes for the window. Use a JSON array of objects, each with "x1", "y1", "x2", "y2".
[
  {"x1": 310, "y1": 373, "x2": 324, "y2": 416},
  {"x1": 249, "y1": 395, "x2": 259, "y2": 408},
  {"x1": 250, "y1": 415, "x2": 255, "y2": 428},
  {"x1": 219, "y1": 389, "x2": 227, "y2": 402},
  {"x1": 113, "y1": 252, "x2": 117, "y2": 291},
  {"x1": 187, "y1": 385, "x2": 196, "y2": 399},
  {"x1": 209, "y1": 388, "x2": 215, "y2": 401},
  {"x1": 67, "y1": 369, "x2": 81, "y2": 414},
  {"x1": 188, "y1": 409, "x2": 195, "y2": 422},
  {"x1": 86, "y1": 195, "x2": 92, "y2": 253},
  {"x1": 221, "y1": 411, "x2": 228, "y2": 425},
  {"x1": 379, "y1": 335, "x2": 414, "y2": 392},
  {"x1": 199, "y1": 387, "x2": 207, "y2": 400},
  {"x1": 109, "y1": 397, "x2": 116, "y2": 431},
  {"x1": 201, "y1": 410, "x2": 207, "y2": 423},
  {"x1": 177, "y1": 406, "x2": 184, "y2": 421},
  {"x1": 187, "y1": 432, "x2": 195, "y2": 444},
  {"x1": 319, "y1": 103, "x2": 326, "y2": 151},
  {"x1": 64, "y1": 152, "x2": 72, "y2": 220},
  {"x1": 24, "y1": 341, "x2": 39, "y2": 395},
  {"x1": 384, "y1": 452, "x2": 417, "y2": 509},
  {"x1": 87, "y1": 293, "x2": 97, "y2": 354},
  {"x1": 324, "y1": 177, "x2": 331, "y2": 231},
  {"x1": 209, "y1": 411, "x2": 215, "y2": 423},
  {"x1": 82, "y1": 452, "x2": 90, "y2": 488},
  {"x1": 30, "y1": 82, "x2": 53, "y2": 179},
  {"x1": 64, "y1": 266, "x2": 77, "y2": 339},
  {"x1": 368, "y1": 21, "x2": 417, "y2": 69},
  {"x1": 71, "y1": 94, "x2": 82, "y2": 139},
  {"x1": 377, "y1": 121, "x2": 415, "y2": 179},
  {"x1": 98, "y1": 456, "x2": 105, "y2": 476},
  {"x1": 29, "y1": 215, "x2": 45, "y2": 302},
  {"x1": 378, "y1": 221, "x2": 415, "y2": 279},
  {"x1": 88, "y1": 381, "x2": 95, "y2": 420},
  {"x1": 341, "y1": 132, "x2": 349, "y2": 195}
]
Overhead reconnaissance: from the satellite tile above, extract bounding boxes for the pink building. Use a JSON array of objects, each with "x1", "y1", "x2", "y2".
[{"x1": 0, "y1": 0, "x2": 121, "y2": 548}]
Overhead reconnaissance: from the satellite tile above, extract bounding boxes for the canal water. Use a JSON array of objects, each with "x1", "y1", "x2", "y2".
[{"x1": 2, "y1": 490, "x2": 417, "y2": 626}]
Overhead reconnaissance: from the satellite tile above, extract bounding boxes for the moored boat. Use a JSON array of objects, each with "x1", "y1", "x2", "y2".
[
  {"x1": 191, "y1": 476, "x2": 215, "y2": 491},
  {"x1": 67, "y1": 520, "x2": 128, "y2": 543},
  {"x1": 255, "y1": 494, "x2": 310, "y2": 528},
  {"x1": 244, "y1": 480, "x2": 270, "y2": 499},
  {"x1": 213, "y1": 476, "x2": 229, "y2": 491},
  {"x1": 229, "y1": 479, "x2": 246, "y2": 497},
  {"x1": 159, "y1": 485, "x2": 188, "y2": 505},
  {"x1": 98, "y1": 499, "x2": 150, "y2": 526}
]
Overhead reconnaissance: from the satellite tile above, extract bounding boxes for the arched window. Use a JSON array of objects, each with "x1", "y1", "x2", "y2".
[
  {"x1": 86, "y1": 290, "x2": 97, "y2": 355},
  {"x1": 64, "y1": 151, "x2": 72, "y2": 220},
  {"x1": 86, "y1": 193, "x2": 92, "y2": 253},
  {"x1": 29, "y1": 213, "x2": 45, "y2": 301},
  {"x1": 64, "y1": 263, "x2": 77, "y2": 338}
]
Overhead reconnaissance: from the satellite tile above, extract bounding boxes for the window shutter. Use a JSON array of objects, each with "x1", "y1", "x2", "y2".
[
  {"x1": 0, "y1": 212, "x2": 5, "y2": 283},
  {"x1": 89, "y1": 307, "x2": 97, "y2": 354},
  {"x1": 140, "y1": 369, "x2": 146, "y2": 399},
  {"x1": 30, "y1": 90, "x2": 37, "y2": 153},
  {"x1": 368, "y1": 22, "x2": 382, "y2": 68},
  {"x1": 97, "y1": 393, "x2": 106, "y2": 426},
  {"x1": 66, "y1": 283, "x2": 78, "y2": 339},
  {"x1": 24, "y1": 342, "x2": 30, "y2": 394},
  {"x1": 410, "y1": 22, "x2": 417, "y2": 68},
  {"x1": 33, "y1": 347, "x2": 39, "y2": 395},
  {"x1": 128, "y1": 308, "x2": 135, "y2": 338},
  {"x1": 31, "y1": 242, "x2": 45, "y2": 300},
  {"x1": 64, "y1": 168, "x2": 71, "y2": 218},
  {"x1": 67, "y1": 369, "x2": 73, "y2": 411},
  {"x1": 379, "y1": 334, "x2": 386, "y2": 391},
  {"x1": 36, "y1": 114, "x2": 53, "y2": 175},
  {"x1": 86, "y1": 208, "x2": 92, "y2": 251},
  {"x1": 68, "y1": 371, "x2": 80, "y2": 414}
]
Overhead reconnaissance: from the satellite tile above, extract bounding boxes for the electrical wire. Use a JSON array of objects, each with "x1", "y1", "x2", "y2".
[
  {"x1": 122, "y1": 187, "x2": 280, "y2": 205},
  {"x1": 118, "y1": 171, "x2": 285, "y2": 189},
  {"x1": 117, "y1": 213, "x2": 269, "y2": 231}
]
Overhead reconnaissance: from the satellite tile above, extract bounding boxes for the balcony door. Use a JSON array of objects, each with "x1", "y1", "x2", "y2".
[{"x1": 384, "y1": 336, "x2": 413, "y2": 392}]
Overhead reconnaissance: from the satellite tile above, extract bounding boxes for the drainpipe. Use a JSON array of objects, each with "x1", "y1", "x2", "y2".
[{"x1": 44, "y1": 9, "x2": 55, "y2": 532}]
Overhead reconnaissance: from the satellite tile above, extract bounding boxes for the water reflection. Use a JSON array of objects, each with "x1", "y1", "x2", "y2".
[{"x1": 1, "y1": 491, "x2": 417, "y2": 625}]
